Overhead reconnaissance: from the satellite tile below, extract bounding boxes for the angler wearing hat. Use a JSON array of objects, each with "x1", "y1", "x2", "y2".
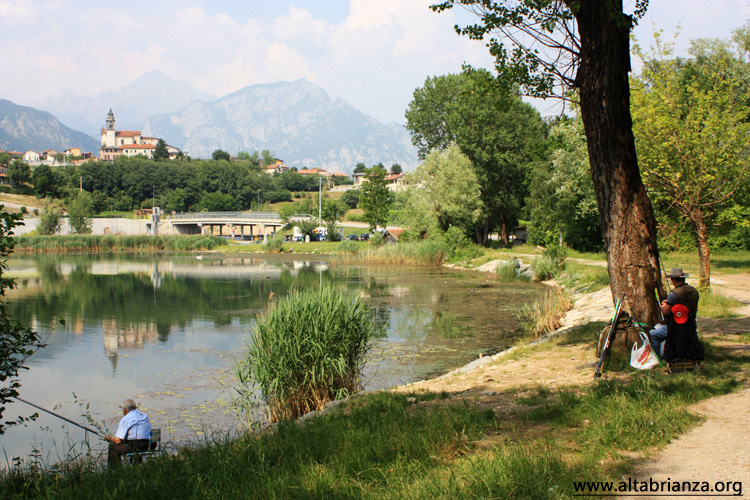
[{"x1": 649, "y1": 268, "x2": 704, "y2": 363}]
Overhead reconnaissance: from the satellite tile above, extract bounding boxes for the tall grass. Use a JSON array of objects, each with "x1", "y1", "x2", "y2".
[
  {"x1": 236, "y1": 285, "x2": 380, "y2": 423},
  {"x1": 518, "y1": 285, "x2": 573, "y2": 338},
  {"x1": 336, "y1": 239, "x2": 360, "y2": 254},
  {"x1": 262, "y1": 237, "x2": 284, "y2": 253},
  {"x1": 1, "y1": 342, "x2": 742, "y2": 500},
  {"x1": 699, "y1": 288, "x2": 743, "y2": 318},
  {"x1": 342, "y1": 240, "x2": 446, "y2": 266},
  {"x1": 12, "y1": 235, "x2": 225, "y2": 252}
]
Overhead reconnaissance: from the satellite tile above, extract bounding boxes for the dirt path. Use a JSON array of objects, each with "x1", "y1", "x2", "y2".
[{"x1": 393, "y1": 269, "x2": 750, "y2": 499}]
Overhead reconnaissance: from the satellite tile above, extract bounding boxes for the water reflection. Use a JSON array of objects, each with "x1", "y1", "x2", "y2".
[{"x1": 2, "y1": 253, "x2": 543, "y2": 465}]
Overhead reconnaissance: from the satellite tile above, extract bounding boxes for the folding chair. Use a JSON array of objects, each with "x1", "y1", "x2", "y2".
[{"x1": 126, "y1": 428, "x2": 162, "y2": 464}]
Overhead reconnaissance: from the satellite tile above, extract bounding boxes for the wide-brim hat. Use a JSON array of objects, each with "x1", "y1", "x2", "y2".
[{"x1": 666, "y1": 267, "x2": 689, "y2": 279}]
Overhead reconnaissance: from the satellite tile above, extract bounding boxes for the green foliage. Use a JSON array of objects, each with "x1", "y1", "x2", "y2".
[
  {"x1": 7, "y1": 160, "x2": 31, "y2": 188},
  {"x1": 262, "y1": 238, "x2": 284, "y2": 253},
  {"x1": 403, "y1": 144, "x2": 482, "y2": 238},
  {"x1": 359, "y1": 166, "x2": 392, "y2": 231},
  {"x1": 390, "y1": 163, "x2": 402, "y2": 174},
  {"x1": 369, "y1": 231, "x2": 385, "y2": 247},
  {"x1": 66, "y1": 191, "x2": 94, "y2": 234},
  {"x1": 295, "y1": 219, "x2": 318, "y2": 239},
  {"x1": 237, "y1": 285, "x2": 378, "y2": 422},
  {"x1": 406, "y1": 70, "x2": 547, "y2": 244},
  {"x1": 441, "y1": 226, "x2": 472, "y2": 259},
  {"x1": 353, "y1": 240, "x2": 446, "y2": 266},
  {"x1": 340, "y1": 189, "x2": 360, "y2": 209},
  {"x1": 631, "y1": 32, "x2": 750, "y2": 286},
  {"x1": 13, "y1": 235, "x2": 225, "y2": 252},
  {"x1": 211, "y1": 149, "x2": 231, "y2": 161},
  {"x1": 0, "y1": 208, "x2": 43, "y2": 434},
  {"x1": 528, "y1": 117, "x2": 602, "y2": 252},
  {"x1": 195, "y1": 192, "x2": 240, "y2": 212},
  {"x1": 497, "y1": 257, "x2": 521, "y2": 280},
  {"x1": 517, "y1": 286, "x2": 572, "y2": 338},
  {"x1": 38, "y1": 199, "x2": 64, "y2": 235},
  {"x1": 353, "y1": 162, "x2": 366, "y2": 174},
  {"x1": 336, "y1": 240, "x2": 360, "y2": 254},
  {"x1": 543, "y1": 243, "x2": 568, "y2": 271},
  {"x1": 530, "y1": 255, "x2": 558, "y2": 282},
  {"x1": 152, "y1": 139, "x2": 170, "y2": 161},
  {"x1": 32, "y1": 164, "x2": 63, "y2": 198}
]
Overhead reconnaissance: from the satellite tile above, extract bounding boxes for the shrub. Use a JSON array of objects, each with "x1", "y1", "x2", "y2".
[
  {"x1": 543, "y1": 243, "x2": 568, "y2": 271},
  {"x1": 237, "y1": 285, "x2": 379, "y2": 422},
  {"x1": 37, "y1": 199, "x2": 64, "y2": 235},
  {"x1": 530, "y1": 255, "x2": 558, "y2": 281},
  {"x1": 345, "y1": 213, "x2": 366, "y2": 222},
  {"x1": 337, "y1": 240, "x2": 360, "y2": 254},
  {"x1": 263, "y1": 238, "x2": 284, "y2": 253},
  {"x1": 370, "y1": 231, "x2": 385, "y2": 247},
  {"x1": 497, "y1": 257, "x2": 521, "y2": 280},
  {"x1": 442, "y1": 226, "x2": 471, "y2": 259},
  {"x1": 19, "y1": 206, "x2": 27, "y2": 214}
]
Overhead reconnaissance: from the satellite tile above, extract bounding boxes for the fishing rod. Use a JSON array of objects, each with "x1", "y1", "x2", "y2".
[
  {"x1": 595, "y1": 295, "x2": 624, "y2": 378},
  {"x1": 14, "y1": 396, "x2": 105, "y2": 438}
]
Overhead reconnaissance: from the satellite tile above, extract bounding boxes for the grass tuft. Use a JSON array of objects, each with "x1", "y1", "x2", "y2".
[
  {"x1": 236, "y1": 285, "x2": 380, "y2": 423},
  {"x1": 517, "y1": 286, "x2": 573, "y2": 338}
]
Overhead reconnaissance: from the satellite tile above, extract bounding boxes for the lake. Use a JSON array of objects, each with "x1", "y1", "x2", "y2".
[{"x1": 1, "y1": 253, "x2": 542, "y2": 466}]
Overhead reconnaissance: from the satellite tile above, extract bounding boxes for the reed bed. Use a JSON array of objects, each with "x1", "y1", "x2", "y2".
[
  {"x1": 12, "y1": 235, "x2": 225, "y2": 252},
  {"x1": 236, "y1": 285, "x2": 380, "y2": 423},
  {"x1": 336, "y1": 239, "x2": 360, "y2": 254},
  {"x1": 341, "y1": 240, "x2": 446, "y2": 266},
  {"x1": 518, "y1": 285, "x2": 573, "y2": 338}
]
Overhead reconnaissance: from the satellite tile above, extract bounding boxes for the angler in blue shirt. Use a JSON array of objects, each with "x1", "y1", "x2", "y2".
[{"x1": 105, "y1": 399, "x2": 151, "y2": 467}]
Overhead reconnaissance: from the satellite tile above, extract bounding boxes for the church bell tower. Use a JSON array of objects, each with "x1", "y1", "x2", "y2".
[{"x1": 106, "y1": 108, "x2": 115, "y2": 131}]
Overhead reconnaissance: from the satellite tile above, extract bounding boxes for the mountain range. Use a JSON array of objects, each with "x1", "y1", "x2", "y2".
[
  {"x1": 0, "y1": 99, "x2": 99, "y2": 153},
  {"x1": 10, "y1": 72, "x2": 418, "y2": 174}
]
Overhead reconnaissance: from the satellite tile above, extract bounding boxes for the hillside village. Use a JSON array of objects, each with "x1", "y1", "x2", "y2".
[{"x1": 0, "y1": 109, "x2": 410, "y2": 193}]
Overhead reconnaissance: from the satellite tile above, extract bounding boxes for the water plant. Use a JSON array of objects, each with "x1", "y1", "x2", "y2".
[
  {"x1": 352, "y1": 240, "x2": 446, "y2": 266},
  {"x1": 13, "y1": 235, "x2": 225, "y2": 252},
  {"x1": 236, "y1": 285, "x2": 380, "y2": 423},
  {"x1": 517, "y1": 285, "x2": 573, "y2": 338}
]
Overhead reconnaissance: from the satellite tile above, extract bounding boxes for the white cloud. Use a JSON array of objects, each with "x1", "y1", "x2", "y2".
[{"x1": 0, "y1": 0, "x2": 744, "y2": 124}]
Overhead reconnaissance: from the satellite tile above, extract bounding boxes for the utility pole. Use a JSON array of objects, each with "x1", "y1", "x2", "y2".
[{"x1": 318, "y1": 176, "x2": 322, "y2": 223}]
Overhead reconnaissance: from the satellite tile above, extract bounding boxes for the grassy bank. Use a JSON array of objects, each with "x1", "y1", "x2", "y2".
[
  {"x1": 12, "y1": 234, "x2": 226, "y2": 252},
  {"x1": 1, "y1": 323, "x2": 744, "y2": 499}
]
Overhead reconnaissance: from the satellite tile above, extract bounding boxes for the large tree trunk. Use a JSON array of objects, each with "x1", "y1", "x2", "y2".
[
  {"x1": 572, "y1": 0, "x2": 663, "y2": 326},
  {"x1": 689, "y1": 208, "x2": 711, "y2": 288}
]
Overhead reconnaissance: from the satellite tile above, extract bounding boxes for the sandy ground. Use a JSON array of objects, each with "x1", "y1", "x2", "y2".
[{"x1": 393, "y1": 270, "x2": 750, "y2": 499}]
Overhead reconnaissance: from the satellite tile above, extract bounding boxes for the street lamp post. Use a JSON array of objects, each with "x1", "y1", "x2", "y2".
[{"x1": 318, "y1": 176, "x2": 322, "y2": 223}]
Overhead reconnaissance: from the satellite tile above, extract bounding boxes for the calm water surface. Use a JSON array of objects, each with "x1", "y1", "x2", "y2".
[{"x1": 2, "y1": 253, "x2": 542, "y2": 465}]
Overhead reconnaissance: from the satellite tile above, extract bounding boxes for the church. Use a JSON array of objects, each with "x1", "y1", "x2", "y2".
[{"x1": 99, "y1": 109, "x2": 180, "y2": 160}]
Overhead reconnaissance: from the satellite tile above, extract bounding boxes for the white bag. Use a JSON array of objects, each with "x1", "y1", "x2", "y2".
[{"x1": 631, "y1": 331, "x2": 660, "y2": 370}]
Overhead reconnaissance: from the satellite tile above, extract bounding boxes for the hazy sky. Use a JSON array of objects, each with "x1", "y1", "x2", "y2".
[{"x1": 1, "y1": 0, "x2": 749, "y2": 124}]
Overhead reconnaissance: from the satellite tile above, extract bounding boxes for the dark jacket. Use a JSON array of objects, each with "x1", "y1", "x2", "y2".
[{"x1": 662, "y1": 283, "x2": 704, "y2": 361}]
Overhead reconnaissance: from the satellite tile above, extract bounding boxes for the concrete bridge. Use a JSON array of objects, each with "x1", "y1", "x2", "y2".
[{"x1": 166, "y1": 212, "x2": 313, "y2": 239}]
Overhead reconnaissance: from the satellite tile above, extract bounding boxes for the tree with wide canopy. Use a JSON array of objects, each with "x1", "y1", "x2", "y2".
[{"x1": 432, "y1": 0, "x2": 663, "y2": 325}]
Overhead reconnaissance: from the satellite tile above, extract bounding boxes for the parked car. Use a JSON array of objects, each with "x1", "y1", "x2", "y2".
[
  {"x1": 359, "y1": 233, "x2": 370, "y2": 241},
  {"x1": 310, "y1": 233, "x2": 325, "y2": 242},
  {"x1": 292, "y1": 235, "x2": 304, "y2": 242},
  {"x1": 345, "y1": 234, "x2": 359, "y2": 241}
]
